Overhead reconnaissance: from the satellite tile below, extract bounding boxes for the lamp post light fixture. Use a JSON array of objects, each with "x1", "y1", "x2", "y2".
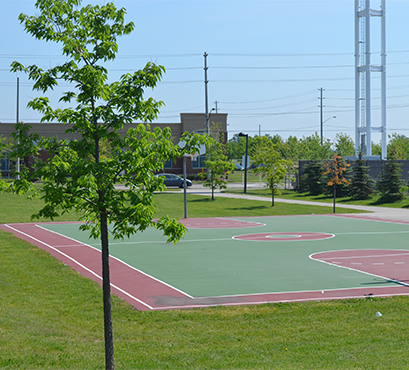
[
  {"x1": 321, "y1": 115, "x2": 336, "y2": 145},
  {"x1": 238, "y1": 132, "x2": 249, "y2": 195}
]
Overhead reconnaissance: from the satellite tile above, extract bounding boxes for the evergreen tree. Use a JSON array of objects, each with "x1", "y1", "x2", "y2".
[
  {"x1": 349, "y1": 152, "x2": 375, "y2": 200},
  {"x1": 301, "y1": 160, "x2": 325, "y2": 195},
  {"x1": 377, "y1": 149, "x2": 405, "y2": 203}
]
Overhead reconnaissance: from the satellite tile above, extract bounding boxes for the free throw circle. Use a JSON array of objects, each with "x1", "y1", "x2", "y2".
[{"x1": 233, "y1": 232, "x2": 334, "y2": 242}]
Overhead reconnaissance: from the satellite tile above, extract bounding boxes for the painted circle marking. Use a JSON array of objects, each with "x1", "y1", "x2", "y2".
[
  {"x1": 266, "y1": 234, "x2": 302, "y2": 239},
  {"x1": 233, "y1": 232, "x2": 334, "y2": 242}
]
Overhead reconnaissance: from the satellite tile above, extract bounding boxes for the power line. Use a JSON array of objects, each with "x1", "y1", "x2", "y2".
[{"x1": 221, "y1": 90, "x2": 316, "y2": 105}]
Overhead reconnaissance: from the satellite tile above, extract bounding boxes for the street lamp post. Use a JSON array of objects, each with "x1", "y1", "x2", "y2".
[
  {"x1": 321, "y1": 115, "x2": 336, "y2": 145},
  {"x1": 239, "y1": 132, "x2": 249, "y2": 195}
]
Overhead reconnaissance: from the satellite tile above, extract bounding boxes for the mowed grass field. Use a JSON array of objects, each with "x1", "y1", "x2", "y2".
[
  {"x1": 225, "y1": 188, "x2": 409, "y2": 209},
  {"x1": 2, "y1": 190, "x2": 409, "y2": 369}
]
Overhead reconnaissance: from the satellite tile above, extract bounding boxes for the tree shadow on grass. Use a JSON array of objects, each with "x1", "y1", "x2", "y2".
[
  {"x1": 224, "y1": 205, "x2": 269, "y2": 211},
  {"x1": 189, "y1": 198, "x2": 219, "y2": 203}
]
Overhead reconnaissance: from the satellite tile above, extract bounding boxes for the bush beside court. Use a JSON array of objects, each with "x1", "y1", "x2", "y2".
[{"x1": 2, "y1": 191, "x2": 409, "y2": 369}]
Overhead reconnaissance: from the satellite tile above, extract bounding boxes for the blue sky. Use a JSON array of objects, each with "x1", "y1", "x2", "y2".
[{"x1": 1, "y1": 0, "x2": 409, "y2": 144}]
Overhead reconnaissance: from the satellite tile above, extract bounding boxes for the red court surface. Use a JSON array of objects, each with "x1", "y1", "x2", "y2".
[
  {"x1": 2, "y1": 216, "x2": 409, "y2": 311},
  {"x1": 233, "y1": 232, "x2": 334, "y2": 242},
  {"x1": 311, "y1": 249, "x2": 409, "y2": 287}
]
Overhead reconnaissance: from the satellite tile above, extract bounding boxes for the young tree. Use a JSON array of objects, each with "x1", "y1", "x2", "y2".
[
  {"x1": 348, "y1": 151, "x2": 375, "y2": 200},
  {"x1": 283, "y1": 135, "x2": 300, "y2": 163},
  {"x1": 377, "y1": 149, "x2": 405, "y2": 203},
  {"x1": 298, "y1": 133, "x2": 333, "y2": 160},
  {"x1": 387, "y1": 133, "x2": 409, "y2": 160},
  {"x1": 204, "y1": 141, "x2": 235, "y2": 200},
  {"x1": 323, "y1": 154, "x2": 350, "y2": 213},
  {"x1": 252, "y1": 137, "x2": 292, "y2": 206},
  {"x1": 335, "y1": 133, "x2": 355, "y2": 157},
  {"x1": 372, "y1": 141, "x2": 382, "y2": 156},
  {"x1": 8, "y1": 1, "x2": 206, "y2": 368}
]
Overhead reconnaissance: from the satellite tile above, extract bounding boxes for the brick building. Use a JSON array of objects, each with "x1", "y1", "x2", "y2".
[{"x1": 0, "y1": 113, "x2": 228, "y2": 177}]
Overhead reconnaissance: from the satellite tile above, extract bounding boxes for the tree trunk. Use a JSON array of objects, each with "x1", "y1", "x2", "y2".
[
  {"x1": 271, "y1": 189, "x2": 275, "y2": 207},
  {"x1": 101, "y1": 211, "x2": 115, "y2": 369},
  {"x1": 333, "y1": 183, "x2": 336, "y2": 214}
]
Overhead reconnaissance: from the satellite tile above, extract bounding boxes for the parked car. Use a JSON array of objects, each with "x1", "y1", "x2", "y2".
[
  {"x1": 235, "y1": 163, "x2": 244, "y2": 171},
  {"x1": 155, "y1": 173, "x2": 193, "y2": 188},
  {"x1": 250, "y1": 163, "x2": 263, "y2": 169}
]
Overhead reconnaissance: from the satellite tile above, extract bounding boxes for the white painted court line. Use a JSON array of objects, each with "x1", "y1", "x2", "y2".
[
  {"x1": 336, "y1": 231, "x2": 409, "y2": 236},
  {"x1": 309, "y1": 252, "x2": 409, "y2": 288},
  {"x1": 6, "y1": 223, "x2": 196, "y2": 309},
  {"x1": 221, "y1": 217, "x2": 266, "y2": 227},
  {"x1": 36, "y1": 224, "x2": 194, "y2": 299},
  {"x1": 5, "y1": 224, "x2": 155, "y2": 310},
  {"x1": 318, "y1": 252, "x2": 409, "y2": 260}
]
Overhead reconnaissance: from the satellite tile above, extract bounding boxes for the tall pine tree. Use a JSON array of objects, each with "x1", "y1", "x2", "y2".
[
  {"x1": 301, "y1": 160, "x2": 325, "y2": 195},
  {"x1": 349, "y1": 152, "x2": 375, "y2": 200},
  {"x1": 377, "y1": 149, "x2": 404, "y2": 203}
]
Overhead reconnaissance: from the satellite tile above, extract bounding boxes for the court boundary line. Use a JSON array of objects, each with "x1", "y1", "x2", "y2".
[
  {"x1": 32, "y1": 224, "x2": 409, "y2": 307},
  {"x1": 309, "y1": 249, "x2": 409, "y2": 288},
  {"x1": 188, "y1": 284, "x2": 399, "y2": 300},
  {"x1": 218, "y1": 217, "x2": 266, "y2": 228},
  {"x1": 4, "y1": 223, "x2": 155, "y2": 310},
  {"x1": 3, "y1": 214, "x2": 409, "y2": 311},
  {"x1": 35, "y1": 224, "x2": 194, "y2": 300},
  {"x1": 38, "y1": 224, "x2": 406, "y2": 304},
  {"x1": 152, "y1": 292, "x2": 409, "y2": 311}
]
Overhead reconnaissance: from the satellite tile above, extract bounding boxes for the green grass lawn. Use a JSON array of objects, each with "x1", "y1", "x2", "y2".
[
  {"x1": 225, "y1": 188, "x2": 409, "y2": 209},
  {"x1": 152, "y1": 193, "x2": 364, "y2": 218},
  {"x1": 2, "y1": 190, "x2": 409, "y2": 369},
  {"x1": 226, "y1": 170, "x2": 263, "y2": 183}
]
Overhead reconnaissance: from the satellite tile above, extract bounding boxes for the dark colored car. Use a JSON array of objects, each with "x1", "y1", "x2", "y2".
[
  {"x1": 155, "y1": 173, "x2": 193, "y2": 188},
  {"x1": 250, "y1": 163, "x2": 263, "y2": 169}
]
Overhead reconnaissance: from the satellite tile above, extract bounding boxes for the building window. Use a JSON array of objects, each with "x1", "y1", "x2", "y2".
[
  {"x1": 192, "y1": 155, "x2": 206, "y2": 169},
  {"x1": 1, "y1": 158, "x2": 10, "y2": 172},
  {"x1": 164, "y1": 160, "x2": 172, "y2": 169}
]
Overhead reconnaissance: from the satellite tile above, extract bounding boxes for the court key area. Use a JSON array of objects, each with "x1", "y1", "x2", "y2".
[{"x1": 2, "y1": 214, "x2": 409, "y2": 311}]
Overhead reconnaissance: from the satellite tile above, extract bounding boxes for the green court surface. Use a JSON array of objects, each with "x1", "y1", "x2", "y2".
[{"x1": 41, "y1": 215, "x2": 409, "y2": 298}]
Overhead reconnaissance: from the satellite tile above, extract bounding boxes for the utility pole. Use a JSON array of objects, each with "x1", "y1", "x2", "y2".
[
  {"x1": 16, "y1": 73, "x2": 20, "y2": 179},
  {"x1": 214, "y1": 100, "x2": 219, "y2": 113},
  {"x1": 318, "y1": 87, "x2": 325, "y2": 145},
  {"x1": 204, "y1": 52, "x2": 209, "y2": 135}
]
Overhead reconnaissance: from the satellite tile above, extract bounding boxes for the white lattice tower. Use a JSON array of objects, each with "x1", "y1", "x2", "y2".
[{"x1": 355, "y1": 0, "x2": 386, "y2": 158}]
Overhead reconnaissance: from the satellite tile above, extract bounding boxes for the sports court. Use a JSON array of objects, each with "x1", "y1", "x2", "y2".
[{"x1": 2, "y1": 214, "x2": 409, "y2": 311}]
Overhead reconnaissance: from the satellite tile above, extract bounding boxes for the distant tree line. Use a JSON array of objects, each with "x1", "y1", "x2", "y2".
[
  {"x1": 301, "y1": 149, "x2": 405, "y2": 204},
  {"x1": 228, "y1": 132, "x2": 409, "y2": 162}
]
